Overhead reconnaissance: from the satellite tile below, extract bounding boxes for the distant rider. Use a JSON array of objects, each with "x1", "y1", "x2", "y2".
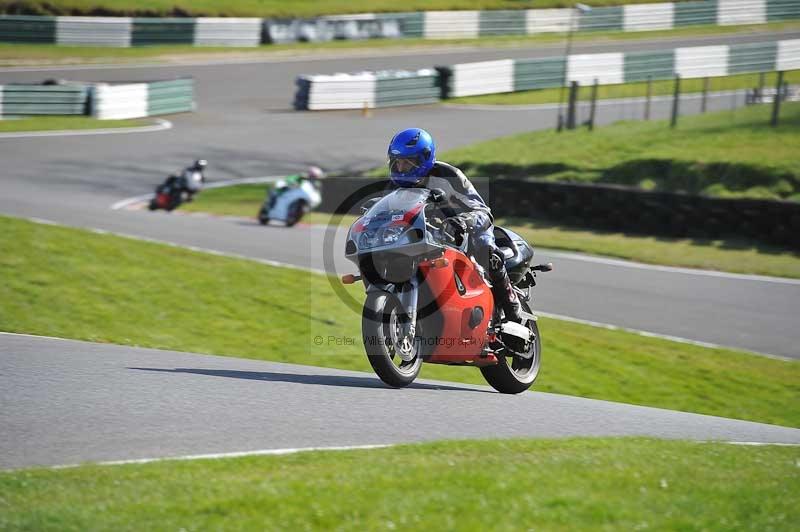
[
  {"x1": 386, "y1": 128, "x2": 521, "y2": 321},
  {"x1": 164, "y1": 159, "x2": 207, "y2": 202},
  {"x1": 269, "y1": 166, "x2": 325, "y2": 207},
  {"x1": 279, "y1": 165, "x2": 325, "y2": 190}
]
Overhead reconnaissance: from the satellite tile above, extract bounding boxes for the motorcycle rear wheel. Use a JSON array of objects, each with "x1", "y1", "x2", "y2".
[
  {"x1": 480, "y1": 306, "x2": 541, "y2": 394},
  {"x1": 362, "y1": 292, "x2": 422, "y2": 388}
]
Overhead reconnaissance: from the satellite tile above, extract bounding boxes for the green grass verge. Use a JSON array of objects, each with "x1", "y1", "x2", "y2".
[
  {"x1": 2, "y1": 438, "x2": 798, "y2": 530},
  {"x1": 182, "y1": 184, "x2": 800, "y2": 279},
  {"x1": 1, "y1": 21, "x2": 797, "y2": 66},
  {"x1": 0, "y1": 0, "x2": 767, "y2": 17},
  {"x1": 0, "y1": 116, "x2": 150, "y2": 132},
  {"x1": 438, "y1": 102, "x2": 800, "y2": 201},
  {"x1": 1, "y1": 214, "x2": 798, "y2": 427},
  {"x1": 452, "y1": 70, "x2": 800, "y2": 106}
]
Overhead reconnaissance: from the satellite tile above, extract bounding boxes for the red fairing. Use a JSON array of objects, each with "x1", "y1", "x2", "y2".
[
  {"x1": 398, "y1": 203, "x2": 423, "y2": 225},
  {"x1": 419, "y1": 248, "x2": 496, "y2": 366},
  {"x1": 156, "y1": 193, "x2": 169, "y2": 208}
]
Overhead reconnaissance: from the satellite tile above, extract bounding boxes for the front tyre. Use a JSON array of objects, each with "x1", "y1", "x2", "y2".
[
  {"x1": 480, "y1": 310, "x2": 541, "y2": 394},
  {"x1": 285, "y1": 200, "x2": 308, "y2": 227},
  {"x1": 362, "y1": 292, "x2": 421, "y2": 388}
]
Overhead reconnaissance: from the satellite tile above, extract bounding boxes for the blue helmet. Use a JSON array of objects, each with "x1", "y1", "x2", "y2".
[{"x1": 387, "y1": 128, "x2": 435, "y2": 187}]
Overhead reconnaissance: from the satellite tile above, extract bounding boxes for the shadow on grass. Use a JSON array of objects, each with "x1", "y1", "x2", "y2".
[
  {"x1": 129, "y1": 367, "x2": 488, "y2": 393},
  {"x1": 502, "y1": 215, "x2": 800, "y2": 258},
  {"x1": 463, "y1": 159, "x2": 798, "y2": 200}
]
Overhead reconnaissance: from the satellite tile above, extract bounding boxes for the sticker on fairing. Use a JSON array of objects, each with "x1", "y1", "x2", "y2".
[{"x1": 392, "y1": 214, "x2": 404, "y2": 221}]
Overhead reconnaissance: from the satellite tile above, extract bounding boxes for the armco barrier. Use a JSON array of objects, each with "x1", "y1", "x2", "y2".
[
  {"x1": 441, "y1": 38, "x2": 800, "y2": 98},
  {"x1": 91, "y1": 78, "x2": 194, "y2": 119},
  {"x1": 317, "y1": 177, "x2": 800, "y2": 247},
  {"x1": 0, "y1": 84, "x2": 88, "y2": 115},
  {"x1": 1, "y1": 1, "x2": 798, "y2": 47},
  {"x1": 294, "y1": 69, "x2": 439, "y2": 110}
]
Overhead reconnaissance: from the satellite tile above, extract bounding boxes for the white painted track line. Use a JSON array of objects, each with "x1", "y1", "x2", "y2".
[
  {"x1": 48, "y1": 444, "x2": 394, "y2": 470},
  {"x1": 0, "y1": 118, "x2": 172, "y2": 139}
]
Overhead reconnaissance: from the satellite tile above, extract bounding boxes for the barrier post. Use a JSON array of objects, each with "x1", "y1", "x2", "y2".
[
  {"x1": 644, "y1": 75, "x2": 652, "y2": 121},
  {"x1": 566, "y1": 81, "x2": 578, "y2": 130},
  {"x1": 670, "y1": 75, "x2": 680, "y2": 129},
  {"x1": 588, "y1": 78, "x2": 598, "y2": 131},
  {"x1": 758, "y1": 72, "x2": 765, "y2": 103},
  {"x1": 771, "y1": 71, "x2": 784, "y2": 127},
  {"x1": 701, "y1": 77, "x2": 709, "y2": 113}
]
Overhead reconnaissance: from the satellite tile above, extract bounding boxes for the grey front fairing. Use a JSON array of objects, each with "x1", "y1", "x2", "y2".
[
  {"x1": 345, "y1": 188, "x2": 445, "y2": 262},
  {"x1": 346, "y1": 188, "x2": 445, "y2": 337}
]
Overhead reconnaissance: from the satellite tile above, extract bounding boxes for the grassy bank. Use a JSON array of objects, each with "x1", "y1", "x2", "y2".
[
  {"x1": 0, "y1": 0, "x2": 738, "y2": 17},
  {"x1": 439, "y1": 102, "x2": 800, "y2": 201},
  {"x1": 2, "y1": 438, "x2": 798, "y2": 530},
  {"x1": 452, "y1": 70, "x2": 800, "y2": 106},
  {"x1": 0, "y1": 116, "x2": 149, "y2": 132},
  {"x1": 2, "y1": 22, "x2": 797, "y2": 66},
  {"x1": 1, "y1": 215, "x2": 798, "y2": 427},
  {"x1": 182, "y1": 184, "x2": 800, "y2": 279}
]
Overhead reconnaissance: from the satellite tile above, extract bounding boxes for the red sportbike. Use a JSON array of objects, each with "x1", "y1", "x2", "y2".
[{"x1": 343, "y1": 187, "x2": 551, "y2": 394}]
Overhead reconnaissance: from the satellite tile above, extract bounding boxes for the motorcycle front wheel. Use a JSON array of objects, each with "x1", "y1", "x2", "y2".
[
  {"x1": 480, "y1": 305, "x2": 541, "y2": 394},
  {"x1": 362, "y1": 292, "x2": 422, "y2": 388},
  {"x1": 285, "y1": 200, "x2": 308, "y2": 227}
]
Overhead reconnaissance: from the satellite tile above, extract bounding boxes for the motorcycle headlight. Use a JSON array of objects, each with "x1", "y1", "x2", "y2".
[
  {"x1": 380, "y1": 225, "x2": 407, "y2": 245},
  {"x1": 359, "y1": 230, "x2": 379, "y2": 250}
]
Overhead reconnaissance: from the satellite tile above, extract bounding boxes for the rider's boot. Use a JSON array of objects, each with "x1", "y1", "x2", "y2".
[{"x1": 489, "y1": 252, "x2": 522, "y2": 322}]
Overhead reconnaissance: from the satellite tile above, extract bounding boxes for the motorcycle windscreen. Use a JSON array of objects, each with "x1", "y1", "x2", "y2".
[{"x1": 363, "y1": 188, "x2": 428, "y2": 218}]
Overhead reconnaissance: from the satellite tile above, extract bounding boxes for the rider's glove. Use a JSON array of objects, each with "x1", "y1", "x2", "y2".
[
  {"x1": 447, "y1": 212, "x2": 490, "y2": 233},
  {"x1": 444, "y1": 216, "x2": 468, "y2": 239}
]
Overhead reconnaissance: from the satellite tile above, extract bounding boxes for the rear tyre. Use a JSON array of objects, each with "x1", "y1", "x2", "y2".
[
  {"x1": 362, "y1": 292, "x2": 421, "y2": 388},
  {"x1": 480, "y1": 305, "x2": 541, "y2": 394}
]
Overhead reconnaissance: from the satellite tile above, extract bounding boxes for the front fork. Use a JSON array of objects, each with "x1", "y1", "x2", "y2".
[{"x1": 397, "y1": 276, "x2": 420, "y2": 339}]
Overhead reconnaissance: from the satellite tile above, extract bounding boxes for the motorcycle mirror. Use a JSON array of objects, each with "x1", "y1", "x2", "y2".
[
  {"x1": 360, "y1": 197, "x2": 380, "y2": 214},
  {"x1": 430, "y1": 188, "x2": 446, "y2": 203}
]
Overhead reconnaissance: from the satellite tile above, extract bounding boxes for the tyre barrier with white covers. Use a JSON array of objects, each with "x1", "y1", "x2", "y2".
[
  {"x1": 0, "y1": 0, "x2": 797, "y2": 47},
  {"x1": 294, "y1": 69, "x2": 439, "y2": 110},
  {"x1": 0, "y1": 79, "x2": 194, "y2": 119},
  {"x1": 0, "y1": 83, "x2": 89, "y2": 115},
  {"x1": 0, "y1": 15, "x2": 262, "y2": 47},
  {"x1": 442, "y1": 38, "x2": 800, "y2": 98},
  {"x1": 294, "y1": 39, "x2": 799, "y2": 108},
  {"x1": 91, "y1": 78, "x2": 194, "y2": 119}
]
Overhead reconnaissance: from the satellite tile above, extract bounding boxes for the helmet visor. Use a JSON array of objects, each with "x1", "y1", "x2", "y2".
[{"x1": 389, "y1": 156, "x2": 421, "y2": 175}]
